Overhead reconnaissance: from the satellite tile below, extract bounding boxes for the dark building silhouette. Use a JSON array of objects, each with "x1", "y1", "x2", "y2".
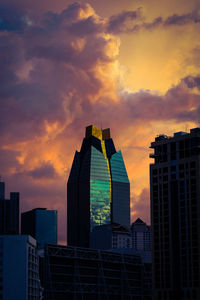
[
  {"x1": 131, "y1": 218, "x2": 151, "y2": 251},
  {"x1": 67, "y1": 125, "x2": 130, "y2": 247},
  {"x1": 0, "y1": 181, "x2": 19, "y2": 234},
  {"x1": 21, "y1": 208, "x2": 57, "y2": 249},
  {"x1": 90, "y1": 223, "x2": 132, "y2": 250},
  {"x1": 150, "y1": 128, "x2": 200, "y2": 300},
  {"x1": 40, "y1": 244, "x2": 151, "y2": 300},
  {"x1": 0, "y1": 181, "x2": 5, "y2": 200}
]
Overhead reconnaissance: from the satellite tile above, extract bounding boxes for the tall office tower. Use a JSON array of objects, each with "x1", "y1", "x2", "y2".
[
  {"x1": 0, "y1": 235, "x2": 42, "y2": 299},
  {"x1": 21, "y1": 208, "x2": 57, "y2": 249},
  {"x1": 150, "y1": 128, "x2": 200, "y2": 300},
  {"x1": 0, "y1": 182, "x2": 19, "y2": 234},
  {"x1": 131, "y1": 218, "x2": 151, "y2": 251},
  {"x1": 67, "y1": 125, "x2": 130, "y2": 247}
]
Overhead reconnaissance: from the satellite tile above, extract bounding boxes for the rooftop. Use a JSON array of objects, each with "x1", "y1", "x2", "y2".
[
  {"x1": 151, "y1": 127, "x2": 200, "y2": 146},
  {"x1": 85, "y1": 125, "x2": 110, "y2": 140}
]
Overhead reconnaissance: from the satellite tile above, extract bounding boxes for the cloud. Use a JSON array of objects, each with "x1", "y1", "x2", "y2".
[
  {"x1": 132, "y1": 188, "x2": 150, "y2": 225},
  {"x1": 107, "y1": 9, "x2": 142, "y2": 34},
  {"x1": 0, "y1": 149, "x2": 21, "y2": 176},
  {"x1": 0, "y1": 2, "x2": 119, "y2": 146},
  {"x1": 106, "y1": 9, "x2": 200, "y2": 34},
  {"x1": 27, "y1": 162, "x2": 57, "y2": 179},
  {"x1": 164, "y1": 11, "x2": 200, "y2": 26},
  {"x1": 183, "y1": 76, "x2": 200, "y2": 89},
  {"x1": 0, "y1": 4, "x2": 29, "y2": 32}
]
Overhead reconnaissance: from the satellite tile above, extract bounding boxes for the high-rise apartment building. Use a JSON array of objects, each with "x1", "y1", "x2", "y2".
[
  {"x1": 150, "y1": 128, "x2": 200, "y2": 300},
  {"x1": 0, "y1": 181, "x2": 19, "y2": 234},
  {"x1": 21, "y1": 208, "x2": 57, "y2": 249},
  {"x1": 67, "y1": 125, "x2": 130, "y2": 247},
  {"x1": 131, "y1": 218, "x2": 151, "y2": 251}
]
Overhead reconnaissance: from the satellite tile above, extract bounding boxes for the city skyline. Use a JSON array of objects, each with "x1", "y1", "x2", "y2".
[{"x1": 0, "y1": 0, "x2": 200, "y2": 243}]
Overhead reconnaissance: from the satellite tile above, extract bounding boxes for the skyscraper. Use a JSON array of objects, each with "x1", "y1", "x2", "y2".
[
  {"x1": 150, "y1": 128, "x2": 200, "y2": 300},
  {"x1": 67, "y1": 125, "x2": 130, "y2": 247},
  {"x1": 21, "y1": 208, "x2": 57, "y2": 249},
  {"x1": 0, "y1": 181, "x2": 19, "y2": 235}
]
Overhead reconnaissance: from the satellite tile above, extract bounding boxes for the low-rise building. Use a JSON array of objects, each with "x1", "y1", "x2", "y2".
[
  {"x1": 41, "y1": 244, "x2": 147, "y2": 300},
  {"x1": 131, "y1": 218, "x2": 151, "y2": 251},
  {"x1": 90, "y1": 223, "x2": 132, "y2": 250}
]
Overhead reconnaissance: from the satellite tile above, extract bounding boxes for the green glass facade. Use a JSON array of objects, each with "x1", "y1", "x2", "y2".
[
  {"x1": 90, "y1": 146, "x2": 111, "y2": 229},
  {"x1": 110, "y1": 151, "x2": 129, "y2": 183},
  {"x1": 110, "y1": 151, "x2": 130, "y2": 228},
  {"x1": 67, "y1": 125, "x2": 130, "y2": 248}
]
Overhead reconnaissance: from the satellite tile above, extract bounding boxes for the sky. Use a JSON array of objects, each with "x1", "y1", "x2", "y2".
[{"x1": 1, "y1": 0, "x2": 200, "y2": 243}]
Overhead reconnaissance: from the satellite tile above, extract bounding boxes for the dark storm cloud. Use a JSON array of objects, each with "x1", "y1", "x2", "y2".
[
  {"x1": 106, "y1": 9, "x2": 200, "y2": 34},
  {"x1": 164, "y1": 11, "x2": 200, "y2": 26},
  {"x1": 183, "y1": 76, "x2": 200, "y2": 89},
  {"x1": 0, "y1": 5, "x2": 29, "y2": 32},
  {"x1": 67, "y1": 16, "x2": 104, "y2": 36},
  {"x1": 27, "y1": 162, "x2": 57, "y2": 179},
  {"x1": 107, "y1": 9, "x2": 142, "y2": 34}
]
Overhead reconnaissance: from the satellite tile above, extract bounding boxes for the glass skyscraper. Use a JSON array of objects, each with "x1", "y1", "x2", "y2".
[{"x1": 67, "y1": 125, "x2": 130, "y2": 247}]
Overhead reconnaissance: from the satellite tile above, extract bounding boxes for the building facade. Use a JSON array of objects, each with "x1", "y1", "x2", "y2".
[
  {"x1": 41, "y1": 244, "x2": 146, "y2": 300},
  {"x1": 91, "y1": 223, "x2": 132, "y2": 250},
  {"x1": 21, "y1": 208, "x2": 57, "y2": 249},
  {"x1": 0, "y1": 181, "x2": 19, "y2": 234},
  {"x1": 0, "y1": 235, "x2": 42, "y2": 300},
  {"x1": 150, "y1": 128, "x2": 200, "y2": 300},
  {"x1": 67, "y1": 125, "x2": 130, "y2": 247},
  {"x1": 131, "y1": 218, "x2": 151, "y2": 251}
]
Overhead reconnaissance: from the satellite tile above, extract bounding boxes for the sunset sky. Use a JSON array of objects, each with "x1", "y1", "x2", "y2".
[{"x1": 1, "y1": 0, "x2": 200, "y2": 243}]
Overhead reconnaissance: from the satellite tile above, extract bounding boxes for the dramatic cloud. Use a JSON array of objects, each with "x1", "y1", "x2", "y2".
[
  {"x1": 106, "y1": 9, "x2": 200, "y2": 34},
  {"x1": 1, "y1": 1, "x2": 200, "y2": 242},
  {"x1": 164, "y1": 11, "x2": 200, "y2": 26},
  {"x1": 107, "y1": 9, "x2": 142, "y2": 34}
]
